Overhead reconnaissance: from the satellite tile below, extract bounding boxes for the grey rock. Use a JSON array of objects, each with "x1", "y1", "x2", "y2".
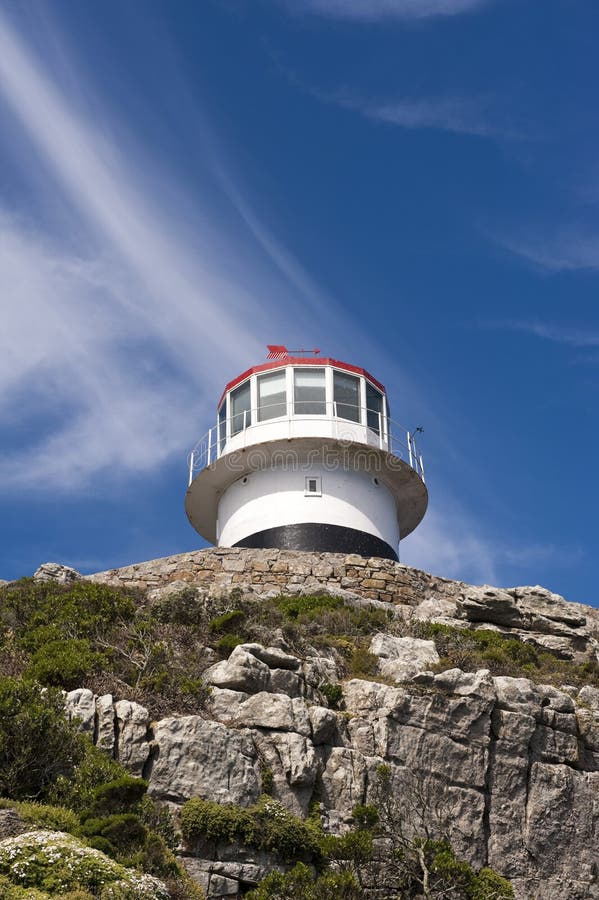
[
  {"x1": 65, "y1": 688, "x2": 95, "y2": 734},
  {"x1": 260, "y1": 732, "x2": 319, "y2": 788},
  {"x1": 206, "y1": 687, "x2": 250, "y2": 722},
  {"x1": 233, "y1": 692, "x2": 311, "y2": 736},
  {"x1": 433, "y1": 667, "x2": 495, "y2": 699},
  {"x1": 240, "y1": 643, "x2": 300, "y2": 671},
  {"x1": 150, "y1": 716, "x2": 260, "y2": 805},
  {"x1": 207, "y1": 873, "x2": 238, "y2": 896},
  {"x1": 309, "y1": 705, "x2": 337, "y2": 744},
  {"x1": 115, "y1": 700, "x2": 150, "y2": 776},
  {"x1": 95, "y1": 694, "x2": 116, "y2": 753},
  {"x1": 0, "y1": 809, "x2": 28, "y2": 839},
  {"x1": 369, "y1": 634, "x2": 440, "y2": 683},
  {"x1": 204, "y1": 646, "x2": 270, "y2": 693},
  {"x1": 83, "y1": 547, "x2": 599, "y2": 899},
  {"x1": 33, "y1": 562, "x2": 82, "y2": 583},
  {"x1": 493, "y1": 675, "x2": 538, "y2": 712},
  {"x1": 268, "y1": 668, "x2": 304, "y2": 698}
]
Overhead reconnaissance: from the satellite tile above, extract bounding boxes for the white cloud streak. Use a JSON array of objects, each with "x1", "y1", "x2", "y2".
[
  {"x1": 400, "y1": 503, "x2": 560, "y2": 588},
  {"x1": 0, "y1": 10, "x2": 317, "y2": 490},
  {"x1": 278, "y1": 0, "x2": 495, "y2": 22},
  {"x1": 358, "y1": 96, "x2": 521, "y2": 139},
  {"x1": 489, "y1": 320, "x2": 599, "y2": 348},
  {"x1": 499, "y1": 229, "x2": 599, "y2": 272}
]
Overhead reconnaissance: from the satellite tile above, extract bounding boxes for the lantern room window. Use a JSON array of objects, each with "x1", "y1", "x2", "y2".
[
  {"x1": 218, "y1": 402, "x2": 227, "y2": 452},
  {"x1": 366, "y1": 382, "x2": 383, "y2": 435},
  {"x1": 230, "y1": 380, "x2": 251, "y2": 435},
  {"x1": 258, "y1": 371, "x2": 287, "y2": 422},
  {"x1": 334, "y1": 371, "x2": 360, "y2": 423},
  {"x1": 294, "y1": 368, "x2": 326, "y2": 415}
]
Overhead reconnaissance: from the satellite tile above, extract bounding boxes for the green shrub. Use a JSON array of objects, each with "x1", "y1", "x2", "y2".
[
  {"x1": 214, "y1": 634, "x2": 245, "y2": 656},
  {"x1": 0, "y1": 678, "x2": 86, "y2": 800},
  {"x1": 319, "y1": 683, "x2": 343, "y2": 709},
  {"x1": 274, "y1": 595, "x2": 344, "y2": 621},
  {"x1": 180, "y1": 797, "x2": 323, "y2": 863},
  {"x1": 0, "y1": 874, "x2": 51, "y2": 899},
  {"x1": 0, "y1": 580, "x2": 136, "y2": 650},
  {"x1": 81, "y1": 813, "x2": 147, "y2": 853},
  {"x1": 260, "y1": 767, "x2": 275, "y2": 796},
  {"x1": 208, "y1": 610, "x2": 245, "y2": 633},
  {"x1": 413, "y1": 621, "x2": 599, "y2": 688},
  {"x1": 0, "y1": 830, "x2": 167, "y2": 898},
  {"x1": 26, "y1": 639, "x2": 100, "y2": 690},
  {"x1": 351, "y1": 803, "x2": 379, "y2": 830},
  {"x1": 9, "y1": 801, "x2": 80, "y2": 835},
  {"x1": 48, "y1": 741, "x2": 125, "y2": 813},
  {"x1": 246, "y1": 862, "x2": 361, "y2": 900},
  {"x1": 139, "y1": 797, "x2": 179, "y2": 852},
  {"x1": 152, "y1": 588, "x2": 202, "y2": 626},
  {"x1": 86, "y1": 776, "x2": 148, "y2": 818},
  {"x1": 346, "y1": 645, "x2": 379, "y2": 678}
]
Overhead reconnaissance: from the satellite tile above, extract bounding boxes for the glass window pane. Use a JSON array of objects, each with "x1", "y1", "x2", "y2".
[
  {"x1": 218, "y1": 402, "x2": 227, "y2": 452},
  {"x1": 366, "y1": 383, "x2": 383, "y2": 434},
  {"x1": 334, "y1": 371, "x2": 360, "y2": 423},
  {"x1": 258, "y1": 371, "x2": 287, "y2": 421},
  {"x1": 294, "y1": 368, "x2": 326, "y2": 415},
  {"x1": 230, "y1": 381, "x2": 251, "y2": 435}
]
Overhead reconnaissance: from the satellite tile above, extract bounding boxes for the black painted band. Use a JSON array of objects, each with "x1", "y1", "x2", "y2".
[{"x1": 233, "y1": 522, "x2": 398, "y2": 561}]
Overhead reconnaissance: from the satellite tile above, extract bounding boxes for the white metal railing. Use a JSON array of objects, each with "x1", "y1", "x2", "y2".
[{"x1": 187, "y1": 401, "x2": 425, "y2": 486}]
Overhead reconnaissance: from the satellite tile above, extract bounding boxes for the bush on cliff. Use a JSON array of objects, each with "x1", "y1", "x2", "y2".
[
  {"x1": 0, "y1": 678, "x2": 86, "y2": 800},
  {"x1": 415, "y1": 622, "x2": 599, "y2": 686},
  {"x1": 0, "y1": 830, "x2": 168, "y2": 899},
  {"x1": 181, "y1": 796, "x2": 323, "y2": 863}
]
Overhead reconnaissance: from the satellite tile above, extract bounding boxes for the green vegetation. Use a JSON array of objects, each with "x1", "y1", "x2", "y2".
[
  {"x1": 246, "y1": 862, "x2": 360, "y2": 899},
  {"x1": 0, "y1": 679, "x2": 201, "y2": 899},
  {"x1": 0, "y1": 679, "x2": 87, "y2": 800},
  {"x1": 0, "y1": 831, "x2": 169, "y2": 899},
  {"x1": 181, "y1": 796, "x2": 323, "y2": 863},
  {"x1": 415, "y1": 622, "x2": 599, "y2": 685}
]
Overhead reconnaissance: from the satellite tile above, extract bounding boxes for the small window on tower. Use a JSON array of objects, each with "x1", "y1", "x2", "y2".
[{"x1": 305, "y1": 475, "x2": 322, "y2": 496}]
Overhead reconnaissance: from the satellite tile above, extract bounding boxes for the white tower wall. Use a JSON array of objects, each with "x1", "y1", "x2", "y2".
[{"x1": 217, "y1": 463, "x2": 399, "y2": 550}]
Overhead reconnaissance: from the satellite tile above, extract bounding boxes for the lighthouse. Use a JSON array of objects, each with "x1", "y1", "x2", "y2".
[{"x1": 185, "y1": 347, "x2": 427, "y2": 562}]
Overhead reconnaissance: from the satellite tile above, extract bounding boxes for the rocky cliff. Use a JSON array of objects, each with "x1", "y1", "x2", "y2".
[{"x1": 39, "y1": 549, "x2": 599, "y2": 899}]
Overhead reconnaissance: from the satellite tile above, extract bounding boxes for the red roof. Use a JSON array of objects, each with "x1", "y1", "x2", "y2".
[{"x1": 217, "y1": 357, "x2": 386, "y2": 410}]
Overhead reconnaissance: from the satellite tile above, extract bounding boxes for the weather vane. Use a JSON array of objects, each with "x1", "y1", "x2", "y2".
[{"x1": 266, "y1": 345, "x2": 321, "y2": 360}]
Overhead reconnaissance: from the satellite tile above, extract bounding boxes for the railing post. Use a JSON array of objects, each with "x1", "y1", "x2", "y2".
[
  {"x1": 207, "y1": 428, "x2": 213, "y2": 466},
  {"x1": 378, "y1": 412, "x2": 383, "y2": 449},
  {"x1": 419, "y1": 454, "x2": 425, "y2": 483},
  {"x1": 188, "y1": 452, "x2": 194, "y2": 486},
  {"x1": 407, "y1": 431, "x2": 413, "y2": 468}
]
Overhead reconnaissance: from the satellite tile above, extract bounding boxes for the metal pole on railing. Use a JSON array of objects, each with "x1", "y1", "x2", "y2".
[
  {"x1": 407, "y1": 431, "x2": 413, "y2": 468},
  {"x1": 188, "y1": 452, "x2": 194, "y2": 486},
  {"x1": 419, "y1": 454, "x2": 425, "y2": 483},
  {"x1": 378, "y1": 412, "x2": 383, "y2": 449},
  {"x1": 207, "y1": 428, "x2": 213, "y2": 466}
]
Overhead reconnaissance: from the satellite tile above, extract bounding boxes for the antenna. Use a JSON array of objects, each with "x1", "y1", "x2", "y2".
[{"x1": 267, "y1": 345, "x2": 321, "y2": 360}]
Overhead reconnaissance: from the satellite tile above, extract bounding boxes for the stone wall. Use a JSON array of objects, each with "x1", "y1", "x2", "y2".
[
  {"x1": 89, "y1": 546, "x2": 443, "y2": 605},
  {"x1": 88, "y1": 547, "x2": 599, "y2": 662}
]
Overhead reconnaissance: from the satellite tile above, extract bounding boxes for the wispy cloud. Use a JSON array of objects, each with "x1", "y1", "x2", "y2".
[
  {"x1": 499, "y1": 229, "x2": 599, "y2": 272},
  {"x1": 0, "y1": 10, "x2": 327, "y2": 491},
  {"x1": 354, "y1": 96, "x2": 522, "y2": 139},
  {"x1": 485, "y1": 319, "x2": 599, "y2": 349},
  {"x1": 401, "y1": 503, "x2": 562, "y2": 588},
  {"x1": 277, "y1": 0, "x2": 496, "y2": 23}
]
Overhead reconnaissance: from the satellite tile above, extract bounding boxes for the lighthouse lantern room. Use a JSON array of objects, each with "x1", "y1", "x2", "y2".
[{"x1": 185, "y1": 347, "x2": 427, "y2": 562}]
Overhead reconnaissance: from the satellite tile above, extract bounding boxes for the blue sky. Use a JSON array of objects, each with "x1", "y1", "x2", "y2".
[{"x1": 1, "y1": 0, "x2": 598, "y2": 602}]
